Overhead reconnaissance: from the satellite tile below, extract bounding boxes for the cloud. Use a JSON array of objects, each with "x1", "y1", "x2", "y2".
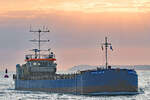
[
  {"x1": 0, "y1": 9, "x2": 150, "y2": 71},
  {"x1": 1, "y1": 10, "x2": 150, "y2": 48},
  {"x1": 0, "y1": 0, "x2": 150, "y2": 13}
]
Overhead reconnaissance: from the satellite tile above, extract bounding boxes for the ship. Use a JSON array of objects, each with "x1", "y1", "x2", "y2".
[{"x1": 13, "y1": 28, "x2": 138, "y2": 95}]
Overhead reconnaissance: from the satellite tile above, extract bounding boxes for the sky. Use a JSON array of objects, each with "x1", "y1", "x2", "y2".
[{"x1": 0, "y1": 0, "x2": 150, "y2": 71}]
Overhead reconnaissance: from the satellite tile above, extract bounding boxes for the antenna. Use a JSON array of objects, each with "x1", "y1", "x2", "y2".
[
  {"x1": 101, "y1": 37, "x2": 113, "y2": 69},
  {"x1": 29, "y1": 26, "x2": 50, "y2": 58}
]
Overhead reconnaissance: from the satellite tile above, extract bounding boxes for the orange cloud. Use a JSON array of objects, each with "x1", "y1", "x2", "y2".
[{"x1": 0, "y1": 0, "x2": 150, "y2": 13}]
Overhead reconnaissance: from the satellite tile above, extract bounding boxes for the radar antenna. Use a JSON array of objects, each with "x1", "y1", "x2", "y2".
[
  {"x1": 101, "y1": 37, "x2": 113, "y2": 69},
  {"x1": 29, "y1": 26, "x2": 50, "y2": 58}
]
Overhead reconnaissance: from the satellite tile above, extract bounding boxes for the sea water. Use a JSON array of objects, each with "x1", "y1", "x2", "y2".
[{"x1": 0, "y1": 70, "x2": 149, "y2": 100}]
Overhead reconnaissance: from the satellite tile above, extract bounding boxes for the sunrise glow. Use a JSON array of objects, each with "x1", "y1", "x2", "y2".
[
  {"x1": 0, "y1": 0, "x2": 150, "y2": 71},
  {"x1": 0, "y1": 0, "x2": 150, "y2": 13}
]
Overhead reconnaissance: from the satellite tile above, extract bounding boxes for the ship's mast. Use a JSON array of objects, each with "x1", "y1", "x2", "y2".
[
  {"x1": 30, "y1": 27, "x2": 50, "y2": 58},
  {"x1": 101, "y1": 37, "x2": 113, "y2": 69}
]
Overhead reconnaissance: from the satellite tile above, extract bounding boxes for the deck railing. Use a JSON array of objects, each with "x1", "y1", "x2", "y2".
[{"x1": 25, "y1": 54, "x2": 55, "y2": 59}]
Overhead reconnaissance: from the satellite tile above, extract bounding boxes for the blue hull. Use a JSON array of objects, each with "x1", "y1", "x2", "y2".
[{"x1": 15, "y1": 69, "x2": 138, "y2": 95}]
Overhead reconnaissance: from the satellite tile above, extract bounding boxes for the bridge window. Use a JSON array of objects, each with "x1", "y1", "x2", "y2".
[
  {"x1": 38, "y1": 63, "x2": 41, "y2": 65},
  {"x1": 33, "y1": 62, "x2": 37, "y2": 66}
]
